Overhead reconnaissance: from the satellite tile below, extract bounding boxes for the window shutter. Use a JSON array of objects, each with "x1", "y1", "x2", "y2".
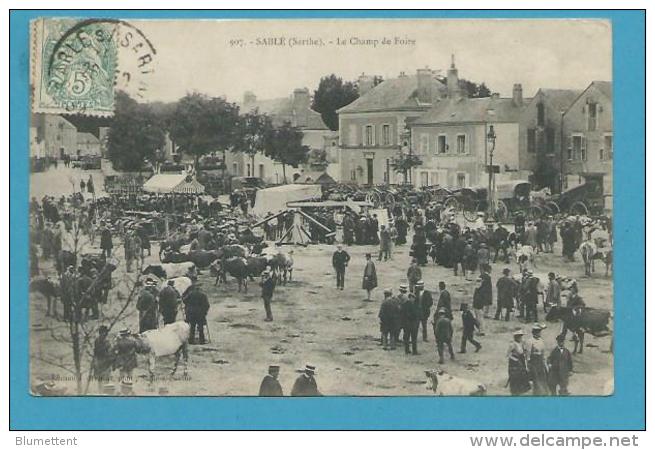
[{"x1": 581, "y1": 136, "x2": 587, "y2": 160}]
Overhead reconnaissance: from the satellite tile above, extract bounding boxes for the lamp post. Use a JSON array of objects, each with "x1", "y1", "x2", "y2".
[{"x1": 486, "y1": 125, "x2": 496, "y2": 216}]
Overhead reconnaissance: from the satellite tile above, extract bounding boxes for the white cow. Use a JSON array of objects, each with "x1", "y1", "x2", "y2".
[
  {"x1": 159, "y1": 276, "x2": 193, "y2": 298},
  {"x1": 139, "y1": 321, "x2": 190, "y2": 379},
  {"x1": 424, "y1": 370, "x2": 487, "y2": 396}
]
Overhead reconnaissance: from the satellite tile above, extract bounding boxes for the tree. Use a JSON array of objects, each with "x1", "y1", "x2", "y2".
[
  {"x1": 390, "y1": 153, "x2": 423, "y2": 184},
  {"x1": 458, "y1": 79, "x2": 493, "y2": 98},
  {"x1": 234, "y1": 110, "x2": 273, "y2": 177},
  {"x1": 169, "y1": 93, "x2": 241, "y2": 174},
  {"x1": 106, "y1": 91, "x2": 165, "y2": 171},
  {"x1": 264, "y1": 122, "x2": 310, "y2": 183},
  {"x1": 311, "y1": 74, "x2": 359, "y2": 131}
]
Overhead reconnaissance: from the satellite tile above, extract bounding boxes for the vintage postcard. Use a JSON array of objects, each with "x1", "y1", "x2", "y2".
[{"x1": 28, "y1": 18, "x2": 614, "y2": 397}]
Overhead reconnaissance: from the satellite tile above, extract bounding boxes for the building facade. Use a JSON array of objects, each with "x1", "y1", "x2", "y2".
[
  {"x1": 562, "y1": 81, "x2": 613, "y2": 211},
  {"x1": 336, "y1": 68, "x2": 448, "y2": 185},
  {"x1": 31, "y1": 114, "x2": 77, "y2": 158}
]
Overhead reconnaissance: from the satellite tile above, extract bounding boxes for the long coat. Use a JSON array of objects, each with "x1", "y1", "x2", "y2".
[
  {"x1": 291, "y1": 374, "x2": 321, "y2": 396},
  {"x1": 547, "y1": 346, "x2": 573, "y2": 387},
  {"x1": 362, "y1": 260, "x2": 378, "y2": 291},
  {"x1": 496, "y1": 276, "x2": 517, "y2": 309},
  {"x1": 258, "y1": 374, "x2": 284, "y2": 396},
  {"x1": 136, "y1": 288, "x2": 159, "y2": 332}
]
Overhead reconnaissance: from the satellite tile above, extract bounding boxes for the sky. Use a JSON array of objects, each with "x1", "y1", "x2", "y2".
[{"x1": 126, "y1": 19, "x2": 612, "y2": 104}]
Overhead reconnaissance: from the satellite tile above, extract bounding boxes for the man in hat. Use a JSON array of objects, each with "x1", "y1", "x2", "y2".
[
  {"x1": 477, "y1": 243, "x2": 490, "y2": 275},
  {"x1": 258, "y1": 365, "x2": 284, "y2": 396},
  {"x1": 92, "y1": 325, "x2": 114, "y2": 392},
  {"x1": 414, "y1": 281, "x2": 433, "y2": 342},
  {"x1": 524, "y1": 270, "x2": 542, "y2": 323},
  {"x1": 495, "y1": 268, "x2": 517, "y2": 321},
  {"x1": 136, "y1": 279, "x2": 159, "y2": 333},
  {"x1": 184, "y1": 283, "x2": 210, "y2": 344},
  {"x1": 78, "y1": 268, "x2": 99, "y2": 321},
  {"x1": 400, "y1": 293, "x2": 420, "y2": 355},
  {"x1": 406, "y1": 259, "x2": 422, "y2": 294},
  {"x1": 260, "y1": 270, "x2": 276, "y2": 321},
  {"x1": 159, "y1": 279, "x2": 181, "y2": 325},
  {"x1": 378, "y1": 224, "x2": 391, "y2": 261},
  {"x1": 459, "y1": 303, "x2": 481, "y2": 353},
  {"x1": 291, "y1": 364, "x2": 322, "y2": 396},
  {"x1": 362, "y1": 253, "x2": 378, "y2": 301},
  {"x1": 433, "y1": 308, "x2": 455, "y2": 364},
  {"x1": 113, "y1": 328, "x2": 138, "y2": 385},
  {"x1": 378, "y1": 288, "x2": 399, "y2": 350},
  {"x1": 544, "y1": 272, "x2": 561, "y2": 311},
  {"x1": 100, "y1": 223, "x2": 113, "y2": 258},
  {"x1": 332, "y1": 244, "x2": 350, "y2": 290},
  {"x1": 547, "y1": 334, "x2": 573, "y2": 396},
  {"x1": 436, "y1": 281, "x2": 453, "y2": 320}
]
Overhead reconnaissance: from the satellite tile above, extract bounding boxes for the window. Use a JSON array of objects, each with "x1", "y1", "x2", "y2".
[
  {"x1": 350, "y1": 169, "x2": 357, "y2": 181},
  {"x1": 456, "y1": 134, "x2": 466, "y2": 154},
  {"x1": 545, "y1": 128, "x2": 555, "y2": 154},
  {"x1": 456, "y1": 173, "x2": 467, "y2": 188},
  {"x1": 259, "y1": 164, "x2": 265, "y2": 178},
  {"x1": 437, "y1": 135, "x2": 448, "y2": 154},
  {"x1": 588, "y1": 102, "x2": 598, "y2": 131},
  {"x1": 232, "y1": 162, "x2": 239, "y2": 176},
  {"x1": 571, "y1": 135, "x2": 586, "y2": 161},
  {"x1": 418, "y1": 134, "x2": 429, "y2": 155},
  {"x1": 246, "y1": 163, "x2": 251, "y2": 177},
  {"x1": 604, "y1": 134, "x2": 613, "y2": 160},
  {"x1": 537, "y1": 103, "x2": 545, "y2": 127},
  {"x1": 382, "y1": 124, "x2": 391, "y2": 146},
  {"x1": 527, "y1": 128, "x2": 536, "y2": 153},
  {"x1": 364, "y1": 125, "x2": 374, "y2": 146}
]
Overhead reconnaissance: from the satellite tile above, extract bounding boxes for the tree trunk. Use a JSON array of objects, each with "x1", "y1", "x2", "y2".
[
  {"x1": 282, "y1": 163, "x2": 287, "y2": 184},
  {"x1": 72, "y1": 321, "x2": 82, "y2": 394}
]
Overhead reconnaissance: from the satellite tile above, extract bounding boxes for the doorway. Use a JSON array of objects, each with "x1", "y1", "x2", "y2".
[{"x1": 366, "y1": 158, "x2": 374, "y2": 185}]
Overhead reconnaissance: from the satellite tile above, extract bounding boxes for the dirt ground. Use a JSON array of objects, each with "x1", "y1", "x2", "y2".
[{"x1": 29, "y1": 167, "x2": 613, "y2": 397}]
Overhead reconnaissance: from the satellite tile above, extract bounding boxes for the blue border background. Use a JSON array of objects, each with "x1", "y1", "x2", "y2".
[{"x1": 10, "y1": 10, "x2": 645, "y2": 430}]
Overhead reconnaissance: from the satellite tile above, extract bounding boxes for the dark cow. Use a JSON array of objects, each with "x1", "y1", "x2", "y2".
[
  {"x1": 245, "y1": 256, "x2": 269, "y2": 279},
  {"x1": 212, "y1": 257, "x2": 249, "y2": 292},
  {"x1": 187, "y1": 250, "x2": 219, "y2": 269},
  {"x1": 29, "y1": 277, "x2": 60, "y2": 318},
  {"x1": 546, "y1": 306, "x2": 611, "y2": 353},
  {"x1": 55, "y1": 250, "x2": 76, "y2": 275},
  {"x1": 216, "y1": 244, "x2": 248, "y2": 260}
]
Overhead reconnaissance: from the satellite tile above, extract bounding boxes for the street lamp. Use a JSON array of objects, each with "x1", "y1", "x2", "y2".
[{"x1": 486, "y1": 125, "x2": 496, "y2": 215}]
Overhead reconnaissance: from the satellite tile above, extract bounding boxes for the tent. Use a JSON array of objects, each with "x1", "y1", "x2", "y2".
[
  {"x1": 143, "y1": 173, "x2": 205, "y2": 194},
  {"x1": 252, "y1": 184, "x2": 322, "y2": 216}
]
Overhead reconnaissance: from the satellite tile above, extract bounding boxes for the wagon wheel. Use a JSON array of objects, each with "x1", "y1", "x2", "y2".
[
  {"x1": 545, "y1": 201, "x2": 560, "y2": 216},
  {"x1": 528, "y1": 205, "x2": 544, "y2": 220},
  {"x1": 443, "y1": 196, "x2": 459, "y2": 211},
  {"x1": 385, "y1": 193, "x2": 396, "y2": 208},
  {"x1": 569, "y1": 201, "x2": 589, "y2": 216},
  {"x1": 494, "y1": 200, "x2": 509, "y2": 222},
  {"x1": 462, "y1": 201, "x2": 483, "y2": 223},
  {"x1": 366, "y1": 192, "x2": 381, "y2": 207}
]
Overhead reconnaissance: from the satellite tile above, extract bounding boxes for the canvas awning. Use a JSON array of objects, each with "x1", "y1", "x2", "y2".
[
  {"x1": 252, "y1": 184, "x2": 322, "y2": 216},
  {"x1": 143, "y1": 173, "x2": 205, "y2": 194}
]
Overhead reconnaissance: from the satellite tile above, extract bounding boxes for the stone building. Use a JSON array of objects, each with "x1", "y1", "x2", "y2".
[
  {"x1": 31, "y1": 114, "x2": 77, "y2": 158},
  {"x1": 336, "y1": 67, "x2": 448, "y2": 185}
]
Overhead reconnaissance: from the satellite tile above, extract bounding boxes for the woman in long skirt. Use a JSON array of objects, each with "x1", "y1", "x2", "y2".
[
  {"x1": 527, "y1": 323, "x2": 551, "y2": 396},
  {"x1": 507, "y1": 328, "x2": 531, "y2": 395},
  {"x1": 362, "y1": 253, "x2": 378, "y2": 301}
]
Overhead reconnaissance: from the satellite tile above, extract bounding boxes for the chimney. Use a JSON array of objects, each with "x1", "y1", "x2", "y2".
[
  {"x1": 447, "y1": 54, "x2": 460, "y2": 99},
  {"x1": 293, "y1": 88, "x2": 310, "y2": 111},
  {"x1": 512, "y1": 83, "x2": 523, "y2": 106},
  {"x1": 243, "y1": 91, "x2": 256, "y2": 106},
  {"x1": 416, "y1": 66, "x2": 433, "y2": 103},
  {"x1": 358, "y1": 73, "x2": 375, "y2": 95}
]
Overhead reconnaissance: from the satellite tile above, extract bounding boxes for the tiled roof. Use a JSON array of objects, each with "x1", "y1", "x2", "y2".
[
  {"x1": 534, "y1": 89, "x2": 584, "y2": 113},
  {"x1": 337, "y1": 74, "x2": 446, "y2": 113},
  {"x1": 412, "y1": 96, "x2": 524, "y2": 125},
  {"x1": 240, "y1": 98, "x2": 328, "y2": 130}
]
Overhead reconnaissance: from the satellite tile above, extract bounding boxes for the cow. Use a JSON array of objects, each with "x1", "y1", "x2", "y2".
[
  {"x1": 160, "y1": 276, "x2": 194, "y2": 298},
  {"x1": 136, "y1": 321, "x2": 190, "y2": 380},
  {"x1": 424, "y1": 369, "x2": 487, "y2": 396},
  {"x1": 143, "y1": 262, "x2": 197, "y2": 280},
  {"x1": 211, "y1": 257, "x2": 249, "y2": 292},
  {"x1": 514, "y1": 245, "x2": 536, "y2": 272},
  {"x1": 216, "y1": 244, "x2": 248, "y2": 260},
  {"x1": 264, "y1": 249, "x2": 294, "y2": 284},
  {"x1": 546, "y1": 306, "x2": 612, "y2": 353},
  {"x1": 187, "y1": 250, "x2": 219, "y2": 269},
  {"x1": 29, "y1": 277, "x2": 60, "y2": 318},
  {"x1": 580, "y1": 240, "x2": 613, "y2": 277},
  {"x1": 55, "y1": 250, "x2": 76, "y2": 275}
]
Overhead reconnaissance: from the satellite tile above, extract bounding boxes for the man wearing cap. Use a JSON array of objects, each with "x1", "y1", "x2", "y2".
[
  {"x1": 378, "y1": 288, "x2": 399, "y2": 350},
  {"x1": 433, "y1": 308, "x2": 455, "y2": 364},
  {"x1": 184, "y1": 283, "x2": 210, "y2": 344},
  {"x1": 436, "y1": 281, "x2": 453, "y2": 320},
  {"x1": 260, "y1": 270, "x2": 276, "y2": 321},
  {"x1": 332, "y1": 245, "x2": 350, "y2": 290},
  {"x1": 259, "y1": 365, "x2": 284, "y2": 396},
  {"x1": 406, "y1": 259, "x2": 422, "y2": 294},
  {"x1": 547, "y1": 335, "x2": 573, "y2": 396},
  {"x1": 113, "y1": 329, "x2": 138, "y2": 385},
  {"x1": 400, "y1": 293, "x2": 420, "y2": 355},
  {"x1": 459, "y1": 303, "x2": 481, "y2": 353},
  {"x1": 159, "y1": 280, "x2": 181, "y2": 325},
  {"x1": 136, "y1": 280, "x2": 159, "y2": 333},
  {"x1": 414, "y1": 281, "x2": 433, "y2": 342},
  {"x1": 92, "y1": 325, "x2": 113, "y2": 392},
  {"x1": 495, "y1": 268, "x2": 517, "y2": 321},
  {"x1": 291, "y1": 364, "x2": 322, "y2": 396}
]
